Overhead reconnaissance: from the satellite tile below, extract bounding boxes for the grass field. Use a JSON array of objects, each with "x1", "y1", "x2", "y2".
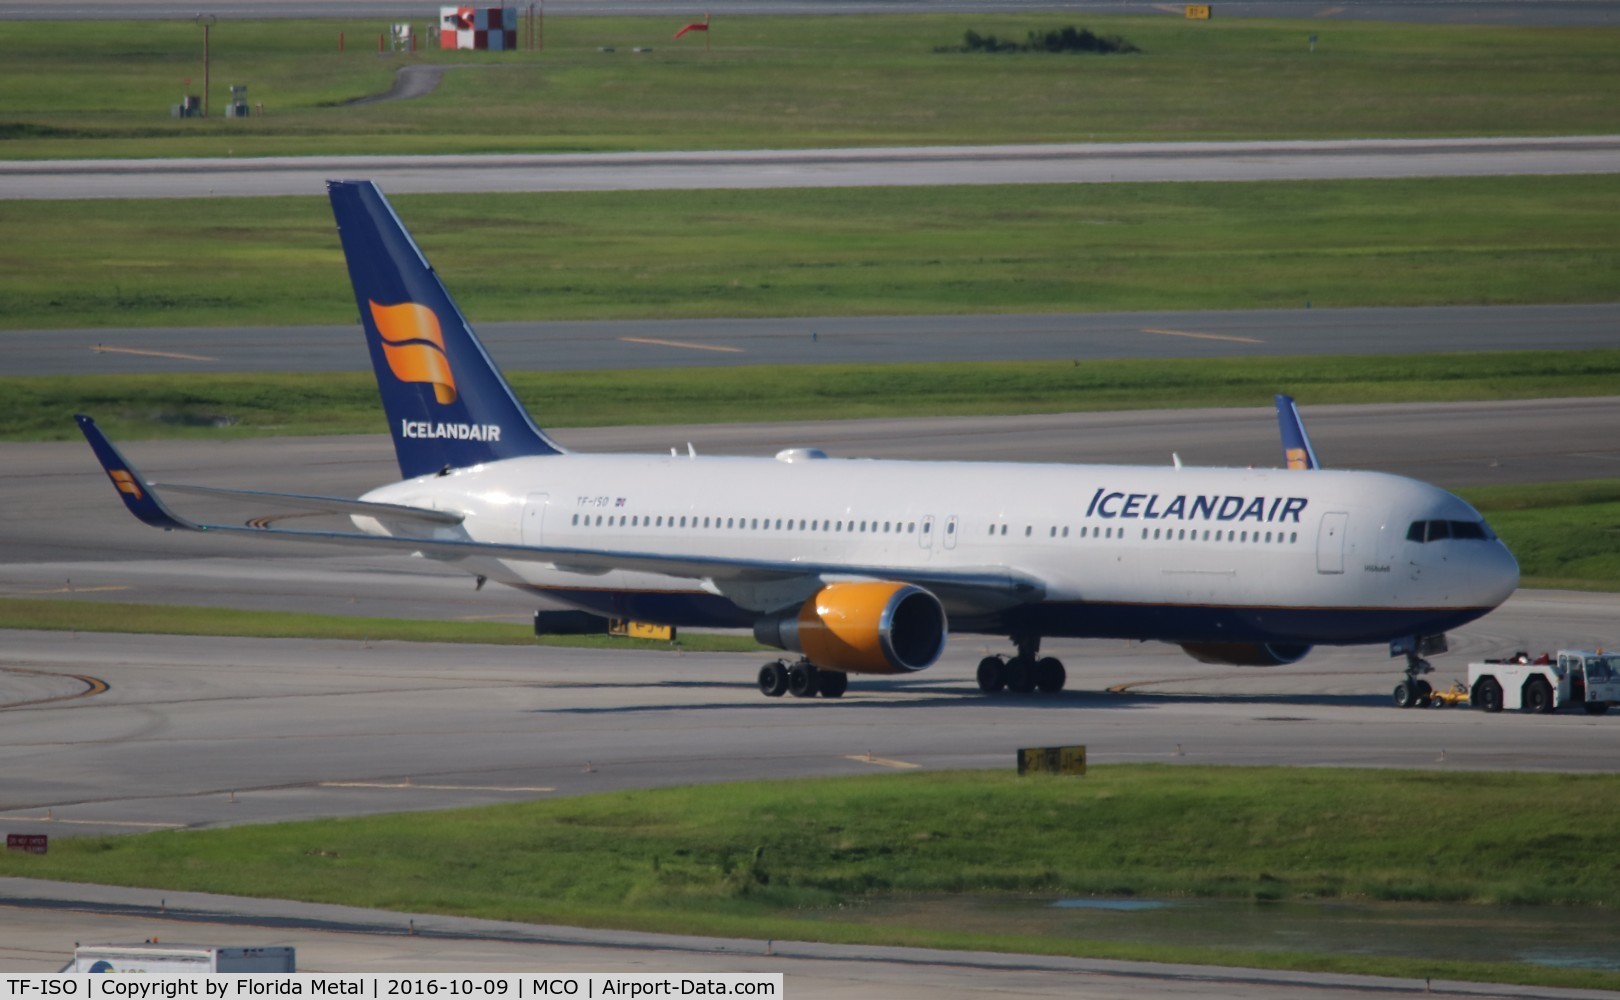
[
  {"x1": 0, "y1": 598, "x2": 760, "y2": 651},
  {"x1": 3, "y1": 176, "x2": 1617, "y2": 330},
  {"x1": 2, "y1": 16, "x2": 1617, "y2": 159},
  {"x1": 2, "y1": 767, "x2": 1616, "y2": 989},
  {"x1": 9, "y1": 349, "x2": 1620, "y2": 443}
]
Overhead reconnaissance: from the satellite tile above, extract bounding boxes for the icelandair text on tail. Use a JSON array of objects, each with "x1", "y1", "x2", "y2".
[{"x1": 3, "y1": 977, "x2": 780, "y2": 999}]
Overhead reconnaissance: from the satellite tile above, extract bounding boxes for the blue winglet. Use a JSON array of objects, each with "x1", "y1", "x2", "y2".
[
  {"x1": 1274, "y1": 394, "x2": 1322, "y2": 471},
  {"x1": 75, "y1": 415, "x2": 195, "y2": 530}
]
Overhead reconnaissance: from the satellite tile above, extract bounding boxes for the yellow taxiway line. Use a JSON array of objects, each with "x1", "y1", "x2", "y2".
[
  {"x1": 1141, "y1": 327, "x2": 1264, "y2": 345},
  {"x1": 620, "y1": 337, "x2": 744, "y2": 354},
  {"x1": 92, "y1": 345, "x2": 219, "y2": 362}
]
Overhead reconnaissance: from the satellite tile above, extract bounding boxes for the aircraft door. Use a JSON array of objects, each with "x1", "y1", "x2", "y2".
[
  {"x1": 919, "y1": 515, "x2": 935, "y2": 549},
  {"x1": 1316, "y1": 511, "x2": 1347, "y2": 574},
  {"x1": 522, "y1": 492, "x2": 549, "y2": 546},
  {"x1": 944, "y1": 515, "x2": 959, "y2": 550}
]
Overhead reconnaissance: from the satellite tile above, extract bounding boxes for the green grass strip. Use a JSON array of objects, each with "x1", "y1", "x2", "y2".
[
  {"x1": 2, "y1": 178, "x2": 1618, "y2": 329},
  {"x1": 1460, "y1": 479, "x2": 1620, "y2": 592},
  {"x1": 2, "y1": 16, "x2": 1618, "y2": 159},
  {"x1": 0, "y1": 598, "x2": 759, "y2": 653},
  {"x1": 9, "y1": 349, "x2": 1620, "y2": 442},
  {"x1": 3, "y1": 767, "x2": 1616, "y2": 990}
]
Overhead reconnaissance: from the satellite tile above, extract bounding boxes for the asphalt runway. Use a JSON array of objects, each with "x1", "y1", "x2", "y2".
[
  {"x1": 5, "y1": 0, "x2": 1619, "y2": 25},
  {"x1": 12, "y1": 303, "x2": 1620, "y2": 376},
  {"x1": 6, "y1": 137, "x2": 1618, "y2": 200}
]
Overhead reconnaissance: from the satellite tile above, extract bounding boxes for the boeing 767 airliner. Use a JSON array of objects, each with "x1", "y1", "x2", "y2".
[{"x1": 79, "y1": 180, "x2": 1519, "y2": 703}]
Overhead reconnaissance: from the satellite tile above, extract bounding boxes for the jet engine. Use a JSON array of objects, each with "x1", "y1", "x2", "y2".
[
  {"x1": 753, "y1": 581, "x2": 947, "y2": 674},
  {"x1": 1178, "y1": 641, "x2": 1313, "y2": 667}
]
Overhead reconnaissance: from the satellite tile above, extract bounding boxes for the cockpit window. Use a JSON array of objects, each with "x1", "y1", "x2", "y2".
[{"x1": 1407, "y1": 519, "x2": 1494, "y2": 543}]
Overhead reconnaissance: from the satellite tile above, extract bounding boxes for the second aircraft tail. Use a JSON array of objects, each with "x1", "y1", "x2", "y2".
[{"x1": 328, "y1": 180, "x2": 565, "y2": 478}]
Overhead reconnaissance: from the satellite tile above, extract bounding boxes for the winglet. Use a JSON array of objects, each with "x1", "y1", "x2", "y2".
[
  {"x1": 75, "y1": 415, "x2": 196, "y2": 530},
  {"x1": 1274, "y1": 394, "x2": 1321, "y2": 470}
]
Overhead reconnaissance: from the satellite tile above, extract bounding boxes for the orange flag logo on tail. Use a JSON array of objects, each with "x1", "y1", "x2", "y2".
[
  {"x1": 370, "y1": 300, "x2": 457, "y2": 405},
  {"x1": 109, "y1": 469, "x2": 143, "y2": 500}
]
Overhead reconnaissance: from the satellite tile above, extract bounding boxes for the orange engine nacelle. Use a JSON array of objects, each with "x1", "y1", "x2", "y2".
[
  {"x1": 1179, "y1": 641, "x2": 1313, "y2": 667},
  {"x1": 753, "y1": 581, "x2": 947, "y2": 675}
]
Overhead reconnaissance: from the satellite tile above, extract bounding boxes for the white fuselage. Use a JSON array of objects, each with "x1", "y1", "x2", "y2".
[{"x1": 357, "y1": 450, "x2": 1519, "y2": 648}]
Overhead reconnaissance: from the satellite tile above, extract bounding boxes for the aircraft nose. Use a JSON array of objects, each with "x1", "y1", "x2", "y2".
[{"x1": 1474, "y1": 540, "x2": 1520, "y2": 609}]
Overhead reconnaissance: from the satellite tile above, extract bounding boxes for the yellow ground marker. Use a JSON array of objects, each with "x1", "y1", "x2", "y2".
[
  {"x1": 19, "y1": 584, "x2": 130, "y2": 595},
  {"x1": 1141, "y1": 327, "x2": 1263, "y2": 345},
  {"x1": 92, "y1": 345, "x2": 218, "y2": 362},
  {"x1": 620, "y1": 337, "x2": 744, "y2": 354},
  {"x1": 844, "y1": 753, "x2": 920, "y2": 770},
  {"x1": 319, "y1": 781, "x2": 556, "y2": 793}
]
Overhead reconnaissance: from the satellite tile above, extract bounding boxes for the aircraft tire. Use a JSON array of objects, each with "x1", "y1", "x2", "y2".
[
  {"x1": 1393, "y1": 682, "x2": 1415, "y2": 709},
  {"x1": 1006, "y1": 656, "x2": 1038, "y2": 694},
  {"x1": 976, "y1": 656, "x2": 1006, "y2": 694},
  {"x1": 1035, "y1": 657, "x2": 1066, "y2": 694},
  {"x1": 816, "y1": 670, "x2": 849, "y2": 698},
  {"x1": 788, "y1": 661, "x2": 820, "y2": 698},
  {"x1": 758, "y1": 661, "x2": 789, "y2": 698}
]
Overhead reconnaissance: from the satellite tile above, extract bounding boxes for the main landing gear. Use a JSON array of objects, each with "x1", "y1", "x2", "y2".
[
  {"x1": 976, "y1": 634, "x2": 1066, "y2": 695},
  {"x1": 758, "y1": 658, "x2": 848, "y2": 699}
]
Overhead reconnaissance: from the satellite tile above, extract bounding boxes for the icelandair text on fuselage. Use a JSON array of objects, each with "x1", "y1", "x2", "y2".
[
  {"x1": 401, "y1": 420, "x2": 502, "y2": 442},
  {"x1": 1086, "y1": 488, "x2": 1308, "y2": 524},
  {"x1": 6, "y1": 976, "x2": 780, "y2": 1000}
]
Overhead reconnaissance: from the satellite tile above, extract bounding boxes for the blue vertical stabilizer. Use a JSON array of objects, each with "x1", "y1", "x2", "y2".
[
  {"x1": 328, "y1": 180, "x2": 565, "y2": 478},
  {"x1": 1274, "y1": 393, "x2": 1321, "y2": 470}
]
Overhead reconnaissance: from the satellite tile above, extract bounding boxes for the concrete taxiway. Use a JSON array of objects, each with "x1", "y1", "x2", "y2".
[
  {"x1": 6, "y1": 137, "x2": 1618, "y2": 200},
  {"x1": 11, "y1": 304, "x2": 1619, "y2": 377}
]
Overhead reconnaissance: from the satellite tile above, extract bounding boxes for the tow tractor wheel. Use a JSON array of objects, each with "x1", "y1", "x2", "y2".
[
  {"x1": 1035, "y1": 657, "x2": 1067, "y2": 694},
  {"x1": 1006, "y1": 656, "x2": 1038, "y2": 694},
  {"x1": 816, "y1": 669, "x2": 849, "y2": 699},
  {"x1": 1475, "y1": 677, "x2": 1504, "y2": 713},
  {"x1": 976, "y1": 656, "x2": 1007, "y2": 694},
  {"x1": 788, "y1": 660, "x2": 820, "y2": 698},
  {"x1": 758, "y1": 661, "x2": 789, "y2": 698},
  {"x1": 1524, "y1": 677, "x2": 1555, "y2": 714}
]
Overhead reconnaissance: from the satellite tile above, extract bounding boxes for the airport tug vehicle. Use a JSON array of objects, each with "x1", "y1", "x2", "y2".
[{"x1": 1468, "y1": 650, "x2": 1620, "y2": 715}]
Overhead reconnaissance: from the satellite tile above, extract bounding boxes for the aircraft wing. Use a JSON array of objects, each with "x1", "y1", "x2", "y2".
[
  {"x1": 157, "y1": 483, "x2": 466, "y2": 526},
  {"x1": 79, "y1": 416, "x2": 1043, "y2": 613}
]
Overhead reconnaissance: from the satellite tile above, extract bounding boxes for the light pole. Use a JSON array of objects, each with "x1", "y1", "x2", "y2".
[{"x1": 196, "y1": 13, "x2": 216, "y2": 118}]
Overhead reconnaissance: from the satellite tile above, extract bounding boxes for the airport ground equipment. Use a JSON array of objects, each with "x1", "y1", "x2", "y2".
[
  {"x1": 69, "y1": 943, "x2": 295, "y2": 973},
  {"x1": 1423, "y1": 679, "x2": 1472, "y2": 707},
  {"x1": 1468, "y1": 650, "x2": 1620, "y2": 715}
]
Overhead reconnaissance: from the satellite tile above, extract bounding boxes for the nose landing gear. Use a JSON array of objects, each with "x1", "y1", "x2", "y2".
[{"x1": 1390, "y1": 634, "x2": 1446, "y2": 708}]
